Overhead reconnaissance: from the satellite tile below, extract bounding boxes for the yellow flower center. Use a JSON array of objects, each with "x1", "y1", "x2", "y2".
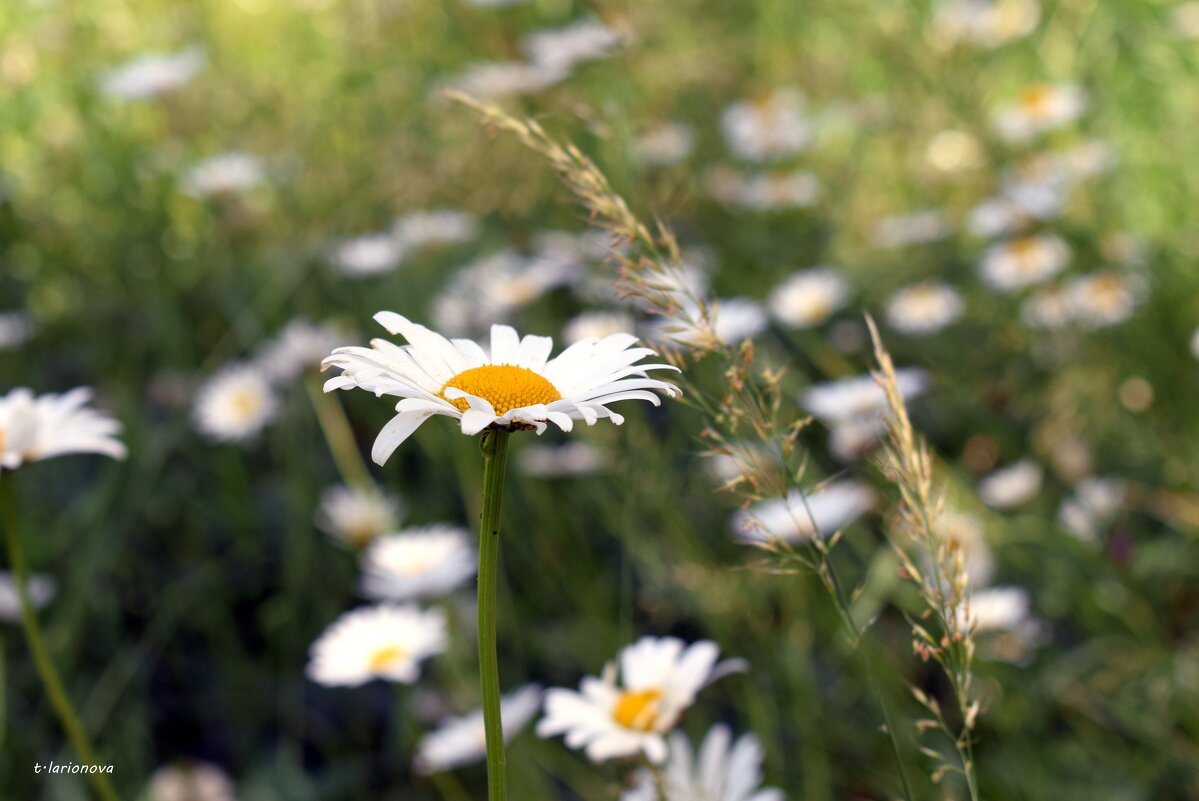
[
  {"x1": 230, "y1": 390, "x2": 262, "y2": 420},
  {"x1": 367, "y1": 645, "x2": 407, "y2": 672},
  {"x1": 1018, "y1": 84, "x2": 1053, "y2": 116},
  {"x1": 439, "y1": 365, "x2": 562, "y2": 415},
  {"x1": 612, "y1": 688, "x2": 664, "y2": 732}
]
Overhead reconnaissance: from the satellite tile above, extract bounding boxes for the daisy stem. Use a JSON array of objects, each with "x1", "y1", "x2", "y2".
[
  {"x1": 0, "y1": 473, "x2": 121, "y2": 801},
  {"x1": 304, "y1": 373, "x2": 373, "y2": 491},
  {"x1": 477, "y1": 428, "x2": 511, "y2": 801}
]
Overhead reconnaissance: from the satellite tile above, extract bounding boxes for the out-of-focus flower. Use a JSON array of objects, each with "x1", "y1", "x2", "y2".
[
  {"x1": 631, "y1": 122, "x2": 696, "y2": 166},
  {"x1": 466, "y1": 0, "x2": 527, "y2": 6},
  {"x1": 306, "y1": 604, "x2": 447, "y2": 687},
  {"x1": 1058, "y1": 139, "x2": 1119, "y2": 180},
  {"x1": 1191, "y1": 326, "x2": 1199, "y2": 359},
  {"x1": 884, "y1": 282, "x2": 964, "y2": 335},
  {"x1": 937, "y1": 511, "x2": 995, "y2": 588},
  {"x1": 653, "y1": 297, "x2": 768, "y2": 348},
  {"x1": 0, "y1": 312, "x2": 33, "y2": 350},
  {"x1": 768, "y1": 268, "x2": 850, "y2": 329},
  {"x1": 523, "y1": 18, "x2": 623, "y2": 72},
  {"x1": 979, "y1": 234, "x2": 1070, "y2": 292},
  {"x1": 621, "y1": 725, "x2": 784, "y2": 801},
  {"x1": 871, "y1": 210, "x2": 952, "y2": 249},
  {"x1": 927, "y1": 129, "x2": 985, "y2": 173},
  {"x1": 257, "y1": 319, "x2": 348, "y2": 381},
  {"x1": 316, "y1": 485, "x2": 403, "y2": 548},
  {"x1": 733, "y1": 481, "x2": 876, "y2": 543},
  {"x1": 1020, "y1": 283, "x2": 1073, "y2": 329},
  {"x1": 182, "y1": 152, "x2": 265, "y2": 198},
  {"x1": 98, "y1": 47, "x2": 205, "y2": 101},
  {"x1": 978, "y1": 460, "x2": 1043, "y2": 509},
  {"x1": 1059, "y1": 477, "x2": 1126, "y2": 541},
  {"x1": 720, "y1": 89, "x2": 812, "y2": 161},
  {"x1": 359, "y1": 525, "x2": 476, "y2": 601},
  {"x1": 1172, "y1": 2, "x2": 1199, "y2": 37},
  {"x1": 323, "y1": 315, "x2": 680, "y2": 464},
  {"x1": 147, "y1": 761, "x2": 236, "y2": 801},
  {"x1": 538, "y1": 637, "x2": 725, "y2": 763},
  {"x1": 433, "y1": 248, "x2": 582, "y2": 336},
  {"x1": 930, "y1": 0, "x2": 1040, "y2": 48},
  {"x1": 993, "y1": 83, "x2": 1087, "y2": 143},
  {"x1": 709, "y1": 168, "x2": 822, "y2": 210},
  {"x1": 0, "y1": 387, "x2": 126, "y2": 470},
  {"x1": 1064, "y1": 271, "x2": 1145, "y2": 328},
  {"x1": 393, "y1": 209, "x2": 477, "y2": 251},
  {"x1": 802, "y1": 369, "x2": 927, "y2": 424},
  {"x1": 517, "y1": 441, "x2": 611, "y2": 477},
  {"x1": 563, "y1": 311, "x2": 637, "y2": 345},
  {"x1": 192, "y1": 364, "x2": 278, "y2": 443},
  {"x1": 0, "y1": 570, "x2": 55, "y2": 622},
  {"x1": 447, "y1": 61, "x2": 567, "y2": 101},
  {"x1": 414, "y1": 685, "x2": 543, "y2": 774},
  {"x1": 329, "y1": 233, "x2": 406, "y2": 278}
]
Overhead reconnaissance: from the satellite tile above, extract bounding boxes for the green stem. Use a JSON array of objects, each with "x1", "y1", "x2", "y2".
[
  {"x1": 1, "y1": 473, "x2": 121, "y2": 801},
  {"x1": 477, "y1": 428, "x2": 510, "y2": 801},
  {"x1": 305, "y1": 373, "x2": 374, "y2": 491}
]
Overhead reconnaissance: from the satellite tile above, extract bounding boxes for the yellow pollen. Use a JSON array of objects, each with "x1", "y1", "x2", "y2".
[
  {"x1": 230, "y1": 390, "x2": 261, "y2": 419},
  {"x1": 439, "y1": 365, "x2": 562, "y2": 415},
  {"x1": 612, "y1": 688, "x2": 664, "y2": 732},
  {"x1": 367, "y1": 645, "x2": 406, "y2": 672}
]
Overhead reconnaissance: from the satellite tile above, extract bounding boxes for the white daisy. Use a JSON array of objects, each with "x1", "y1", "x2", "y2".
[
  {"x1": 994, "y1": 83, "x2": 1087, "y2": 143},
  {"x1": 393, "y1": 209, "x2": 477, "y2": 251},
  {"x1": 447, "y1": 61, "x2": 567, "y2": 101},
  {"x1": 936, "y1": 511, "x2": 995, "y2": 588},
  {"x1": 720, "y1": 89, "x2": 812, "y2": 161},
  {"x1": 182, "y1": 152, "x2": 265, "y2": 198},
  {"x1": 1059, "y1": 139, "x2": 1119, "y2": 180},
  {"x1": 1020, "y1": 283, "x2": 1074, "y2": 329},
  {"x1": 432, "y1": 248, "x2": 581, "y2": 336},
  {"x1": 978, "y1": 460, "x2": 1043, "y2": 510},
  {"x1": 0, "y1": 570, "x2": 55, "y2": 623},
  {"x1": 735, "y1": 170, "x2": 823, "y2": 211},
  {"x1": 1058, "y1": 477, "x2": 1125, "y2": 542},
  {"x1": 1173, "y1": 2, "x2": 1199, "y2": 37},
  {"x1": 523, "y1": 18, "x2": 623, "y2": 72},
  {"x1": 884, "y1": 282, "x2": 964, "y2": 335},
  {"x1": 316, "y1": 484, "x2": 403, "y2": 548},
  {"x1": 322, "y1": 314, "x2": 680, "y2": 465},
  {"x1": 256, "y1": 318, "x2": 347, "y2": 381},
  {"x1": 621, "y1": 725, "x2": 784, "y2": 801},
  {"x1": 414, "y1": 684, "x2": 543, "y2": 774},
  {"x1": 192, "y1": 364, "x2": 279, "y2": 443},
  {"x1": 517, "y1": 441, "x2": 611, "y2": 477},
  {"x1": 702, "y1": 442, "x2": 775, "y2": 488},
  {"x1": 979, "y1": 234, "x2": 1070, "y2": 292},
  {"x1": 733, "y1": 481, "x2": 876, "y2": 543},
  {"x1": 768, "y1": 268, "x2": 850, "y2": 329},
  {"x1": 359, "y1": 524, "x2": 476, "y2": 602},
  {"x1": 329, "y1": 233, "x2": 406, "y2": 278},
  {"x1": 1064, "y1": 271, "x2": 1145, "y2": 328},
  {"x1": 0, "y1": 311, "x2": 32, "y2": 350},
  {"x1": 827, "y1": 416, "x2": 888, "y2": 462},
  {"x1": 0, "y1": 387, "x2": 126, "y2": 470},
  {"x1": 930, "y1": 0, "x2": 1040, "y2": 49},
  {"x1": 653, "y1": 297, "x2": 768, "y2": 348},
  {"x1": 99, "y1": 47, "x2": 205, "y2": 101},
  {"x1": 563, "y1": 311, "x2": 637, "y2": 346},
  {"x1": 965, "y1": 586, "x2": 1034, "y2": 633},
  {"x1": 631, "y1": 123, "x2": 696, "y2": 167},
  {"x1": 306, "y1": 604, "x2": 447, "y2": 687},
  {"x1": 1191, "y1": 326, "x2": 1199, "y2": 360},
  {"x1": 537, "y1": 637, "x2": 724, "y2": 763},
  {"x1": 871, "y1": 210, "x2": 952, "y2": 250},
  {"x1": 801, "y1": 369, "x2": 928, "y2": 424},
  {"x1": 147, "y1": 761, "x2": 236, "y2": 801},
  {"x1": 926, "y1": 129, "x2": 986, "y2": 174}
]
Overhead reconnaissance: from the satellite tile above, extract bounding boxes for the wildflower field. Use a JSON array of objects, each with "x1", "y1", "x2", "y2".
[{"x1": 4, "y1": 0, "x2": 1199, "y2": 799}]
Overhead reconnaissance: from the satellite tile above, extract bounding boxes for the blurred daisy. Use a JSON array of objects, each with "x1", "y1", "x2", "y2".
[
  {"x1": 720, "y1": 89, "x2": 812, "y2": 161},
  {"x1": 994, "y1": 83, "x2": 1087, "y2": 143},
  {"x1": 99, "y1": 47, "x2": 205, "y2": 101},
  {"x1": 448, "y1": 61, "x2": 567, "y2": 101},
  {"x1": 467, "y1": 0, "x2": 527, "y2": 6},
  {"x1": 733, "y1": 480, "x2": 876, "y2": 543},
  {"x1": 768, "y1": 268, "x2": 850, "y2": 329},
  {"x1": 966, "y1": 586, "x2": 1035, "y2": 633},
  {"x1": 359, "y1": 524, "x2": 476, "y2": 601},
  {"x1": 979, "y1": 234, "x2": 1070, "y2": 292},
  {"x1": 1173, "y1": 2, "x2": 1199, "y2": 37},
  {"x1": 517, "y1": 441, "x2": 611, "y2": 477},
  {"x1": 192, "y1": 364, "x2": 278, "y2": 443},
  {"x1": 537, "y1": 637, "x2": 724, "y2": 763},
  {"x1": 827, "y1": 416, "x2": 889, "y2": 462},
  {"x1": 930, "y1": 0, "x2": 1040, "y2": 48},
  {"x1": 734, "y1": 170, "x2": 822, "y2": 210},
  {"x1": 654, "y1": 297, "x2": 768, "y2": 348},
  {"x1": 1064, "y1": 271, "x2": 1145, "y2": 328},
  {"x1": 0, "y1": 387, "x2": 126, "y2": 470},
  {"x1": 1059, "y1": 139, "x2": 1119, "y2": 180},
  {"x1": 967, "y1": 197, "x2": 1031, "y2": 238},
  {"x1": 631, "y1": 122, "x2": 696, "y2": 166},
  {"x1": 316, "y1": 485, "x2": 402, "y2": 548},
  {"x1": 871, "y1": 210, "x2": 951, "y2": 250},
  {"x1": 307, "y1": 604, "x2": 447, "y2": 687},
  {"x1": 978, "y1": 460, "x2": 1043, "y2": 510},
  {"x1": 524, "y1": 18, "x2": 623, "y2": 72},
  {"x1": 257, "y1": 318, "x2": 347, "y2": 381},
  {"x1": 414, "y1": 684, "x2": 543, "y2": 774},
  {"x1": 884, "y1": 282, "x2": 964, "y2": 335},
  {"x1": 937, "y1": 511, "x2": 995, "y2": 588},
  {"x1": 393, "y1": 209, "x2": 477, "y2": 250},
  {"x1": 329, "y1": 233, "x2": 406, "y2": 278},
  {"x1": 1191, "y1": 326, "x2": 1199, "y2": 359},
  {"x1": 0, "y1": 311, "x2": 33, "y2": 349},
  {"x1": 0, "y1": 570, "x2": 55, "y2": 623},
  {"x1": 622, "y1": 725, "x2": 783, "y2": 801},
  {"x1": 802, "y1": 369, "x2": 927, "y2": 424},
  {"x1": 1059, "y1": 476, "x2": 1126, "y2": 542},
  {"x1": 1020, "y1": 283, "x2": 1074, "y2": 329},
  {"x1": 563, "y1": 311, "x2": 637, "y2": 345},
  {"x1": 182, "y1": 152, "x2": 265, "y2": 198},
  {"x1": 433, "y1": 248, "x2": 581, "y2": 336},
  {"x1": 703, "y1": 441, "x2": 775, "y2": 488},
  {"x1": 323, "y1": 314, "x2": 680, "y2": 464},
  {"x1": 147, "y1": 761, "x2": 236, "y2": 801}
]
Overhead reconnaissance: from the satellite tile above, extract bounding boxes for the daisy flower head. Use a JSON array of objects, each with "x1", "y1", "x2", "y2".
[
  {"x1": 871, "y1": 210, "x2": 951, "y2": 250},
  {"x1": 414, "y1": 684, "x2": 543, "y2": 774},
  {"x1": 537, "y1": 637, "x2": 726, "y2": 764},
  {"x1": 329, "y1": 232, "x2": 406, "y2": 278},
  {"x1": 99, "y1": 47, "x2": 205, "y2": 101},
  {"x1": 0, "y1": 311, "x2": 33, "y2": 350},
  {"x1": 651, "y1": 297, "x2": 768, "y2": 349},
  {"x1": 315, "y1": 484, "x2": 402, "y2": 548},
  {"x1": 306, "y1": 604, "x2": 447, "y2": 687},
  {"x1": 994, "y1": 83, "x2": 1087, "y2": 143},
  {"x1": 432, "y1": 248, "x2": 581, "y2": 336},
  {"x1": 622, "y1": 725, "x2": 784, "y2": 801},
  {"x1": 192, "y1": 364, "x2": 279, "y2": 443},
  {"x1": 768, "y1": 267, "x2": 850, "y2": 329},
  {"x1": 182, "y1": 152, "x2": 265, "y2": 198},
  {"x1": 322, "y1": 313, "x2": 680, "y2": 465},
  {"x1": 733, "y1": 480, "x2": 876, "y2": 543},
  {"x1": 563, "y1": 311, "x2": 637, "y2": 346},
  {"x1": 0, "y1": 570, "x2": 55, "y2": 623},
  {"x1": 393, "y1": 209, "x2": 478, "y2": 251},
  {"x1": 721, "y1": 89, "x2": 812, "y2": 162},
  {"x1": 517, "y1": 441, "x2": 612, "y2": 478},
  {"x1": 884, "y1": 282, "x2": 965, "y2": 335},
  {"x1": 801, "y1": 369, "x2": 927, "y2": 424},
  {"x1": 978, "y1": 459, "x2": 1043, "y2": 510},
  {"x1": 148, "y1": 761, "x2": 236, "y2": 801},
  {"x1": 257, "y1": 318, "x2": 348, "y2": 381},
  {"x1": 631, "y1": 122, "x2": 696, "y2": 167},
  {"x1": 0, "y1": 387, "x2": 126, "y2": 471},
  {"x1": 1191, "y1": 326, "x2": 1199, "y2": 360},
  {"x1": 359, "y1": 524, "x2": 476, "y2": 602},
  {"x1": 523, "y1": 18, "x2": 624, "y2": 72},
  {"x1": 930, "y1": 0, "x2": 1040, "y2": 49},
  {"x1": 979, "y1": 233, "x2": 1070, "y2": 292},
  {"x1": 735, "y1": 170, "x2": 823, "y2": 211},
  {"x1": 446, "y1": 61, "x2": 567, "y2": 102},
  {"x1": 1064, "y1": 271, "x2": 1145, "y2": 328},
  {"x1": 936, "y1": 511, "x2": 995, "y2": 587},
  {"x1": 1020, "y1": 283, "x2": 1074, "y2": 329}
]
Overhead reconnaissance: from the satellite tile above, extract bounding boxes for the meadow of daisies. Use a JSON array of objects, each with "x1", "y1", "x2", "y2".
[{"x1": 5, "y1": 0, "x2": 1199, "y2": 799}]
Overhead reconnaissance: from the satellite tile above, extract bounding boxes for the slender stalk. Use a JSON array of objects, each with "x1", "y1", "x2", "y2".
[
  {"x1": 1, "y1": 473, "x2": 121, "y2": 801},
  {"x1": 304, "y1": 372, "x2": 374, "y2": 490},
  {"x1": 477, "y1": 428, "x2": 510, "y2": 801}
]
